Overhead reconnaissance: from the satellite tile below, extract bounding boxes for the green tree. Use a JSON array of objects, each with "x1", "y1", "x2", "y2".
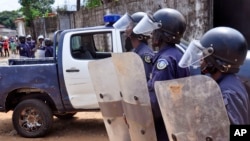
[
  {"x1": 85, "y1": 0, "x2": 115, "y2": 8},
  {"x1": 0, "y1": 11, "x2": 21, "y2": 29},
  {"x1": 85, "y1": 0, "x2": 102, "y2": 8},
  {"x1": 18, "y1": 0, "x2": 55, "y2": 27}
]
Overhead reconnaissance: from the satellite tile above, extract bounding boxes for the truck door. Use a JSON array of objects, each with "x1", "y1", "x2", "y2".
[{"x1": 61, "y1": 29, "x2": 120, "y2": 109}]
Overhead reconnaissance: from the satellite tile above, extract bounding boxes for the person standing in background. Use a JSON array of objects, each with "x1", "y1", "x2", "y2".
[
  {"x1": 42, "y1": 38, "x2": 53, "y2": 57},
  {"x1": 3, "y1": 36, "x2": 9, "y2": 57},
  {"x1": 9, "y1": 37, "x2": 17, "y2": 55},
  {"x1": 0, "y1": 36, "x2": 3, "y2": 57},
  {"x1": 26, "y1": 35, "x2": 36, "y2": 57},
  {"x1": 37, "y1": 35, "x2": 44, "y2": 49},
  {"x1": 17, "y1": 35, "x2": 31, "y2": 58}
]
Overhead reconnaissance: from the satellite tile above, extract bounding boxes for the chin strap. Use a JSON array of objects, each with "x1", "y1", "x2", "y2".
[
  {"x1": 201, "y1": 63, "x2": 217, "y2": 75},
  {"x1": 202, "y1": 57, "x2": 240, "y2": 74},
  {"x1": 201, "y1": 56, "x2": 218, "y2": 74}
]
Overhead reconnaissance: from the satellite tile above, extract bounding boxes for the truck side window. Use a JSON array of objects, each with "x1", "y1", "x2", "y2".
[
  {"x1": 93, "y1": 33, "x2": 112, "y2": 52},
  {"x1": 70, "y1": 34, "x2": 93, "y2": 60},
  {"x1": 92, "y1": 32, "x2": 112, "y2": 59},
  {"x1": 70, "y1": 32, "x2": 113, "y2": 60}
]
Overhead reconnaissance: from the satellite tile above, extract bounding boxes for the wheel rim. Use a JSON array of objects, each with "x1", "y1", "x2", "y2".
[{"x1": 19, "y1": 107, "x2": 43, "y2": 132}]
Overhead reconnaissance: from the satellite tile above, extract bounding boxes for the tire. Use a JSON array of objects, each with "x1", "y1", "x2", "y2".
[
  {"x1": 12, "y1": 99, "x2": 53, "y2": 138},
  {"x1": 54, "y1": 112, "x2": 77, "y2": 120}
]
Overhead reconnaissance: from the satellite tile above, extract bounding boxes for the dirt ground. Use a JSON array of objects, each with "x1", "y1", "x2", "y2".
[
  {"x1": 0, "y1": 111, "x2": 109, "y2": 141},
  {"x1": 0, "y1": 58, "x2": 109, "y2": 140}
]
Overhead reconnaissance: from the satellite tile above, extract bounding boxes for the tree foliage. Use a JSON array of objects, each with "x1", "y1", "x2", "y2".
[
  {"x1": 85, "y1": 0, "x2": 102, "y2": 8},
  {"x1": 85, "y1": 0, "x2": 114, "y2": 8},
  {"x1": 0, "y1": 11, "x2": 21, "y2": 29},
  {"x1": 18, "y1": 0, "x2": 55, "y2": 27}
]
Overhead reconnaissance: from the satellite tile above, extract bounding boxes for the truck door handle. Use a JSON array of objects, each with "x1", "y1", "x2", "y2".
[{"x1": 66, "y1": 69, "x2": 80, "y2": 72}]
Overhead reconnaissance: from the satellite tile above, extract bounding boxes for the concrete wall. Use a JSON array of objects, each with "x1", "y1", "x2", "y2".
[
  {"x1": 71, "y1": 0, "x2": 213, "y2": 42},
  {"x1": 33, "y1": 16, "x2": 58, "y2": 40},
  {"x1": 33, "y1": 0, "x2": 213, "y2": 42}
]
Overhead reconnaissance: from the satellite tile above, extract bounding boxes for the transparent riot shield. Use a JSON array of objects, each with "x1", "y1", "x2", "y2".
[
  {"x1": 112, "y1": 52, "x2": 157, "y2": 141},
  {"x1": 88, "y1": 58, "x2": 130, "y2": 141},
  {"x1": 154, "y1": 75, "x2": 230, "y2": 141}
]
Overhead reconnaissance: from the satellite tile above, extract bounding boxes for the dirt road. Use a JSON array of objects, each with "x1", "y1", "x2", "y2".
[
  {"x1": 0, "y1": 57, "x2": 109, "y2": 140},
  {"x1": 0, "y1": 111, "x2": 109, "y2": 141}
]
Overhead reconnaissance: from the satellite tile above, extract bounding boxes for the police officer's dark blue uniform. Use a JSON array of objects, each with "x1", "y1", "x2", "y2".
[
  {"x1": 218, "y1": 74, "x2": 249, "y2": 124},
  {"x1": 148, "y1": 45, "x2": 190, "y2": 115},
  {"x1": 18, "y1": 35, "x2": 31, "y2": 58},
  {"x1": 41, "y1": 38, "x2": 53, "y2": 57},
  {"x1": 133, "y1": 42, "x2": 154, "y2": 81},
  {"x1": 26, "y1": 35, "x2": 36, "y2": 57},
  {"x1": 149, "y1": 45, "x2": 190, "y2": 141},
  {"x1": 134, "y1": 8, "x2": 190, "y2": 141},
  {"x1": 179, "y1": 27, "x2": 250, "y2": 124}
]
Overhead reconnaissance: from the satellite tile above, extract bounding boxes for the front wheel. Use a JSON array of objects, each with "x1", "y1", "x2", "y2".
[{"x1": 12, "y1": 99, "x2": 53, "y2": 138}]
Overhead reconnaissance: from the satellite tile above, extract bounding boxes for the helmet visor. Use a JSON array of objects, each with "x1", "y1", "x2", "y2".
[
  {"x1": 113, "y1": 13, "x2": 133, "y2": 30},
  {"x1": 133, "y1": 14, "x2": 162, "y2": 36},
  {"x1": 178, "y1": 40, "x2": 214, "y2": 69}
]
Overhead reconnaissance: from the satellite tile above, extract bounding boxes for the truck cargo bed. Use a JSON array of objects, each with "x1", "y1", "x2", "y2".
[{"x1": 8, "y1": 58, "x2": 55, "y2": 65}]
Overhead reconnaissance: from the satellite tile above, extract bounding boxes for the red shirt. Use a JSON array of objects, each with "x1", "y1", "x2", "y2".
[{"x1": 3, "y1": 41, "x2": 9, "y2": 49}]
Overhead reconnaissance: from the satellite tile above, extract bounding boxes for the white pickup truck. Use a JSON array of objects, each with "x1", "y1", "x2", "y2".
[
  {"x1": 0, "y1": 14, "x2": 129, "y2": 137},
  {"x1": 0, "y1": 14, "x2": 249, "y2": 138}
]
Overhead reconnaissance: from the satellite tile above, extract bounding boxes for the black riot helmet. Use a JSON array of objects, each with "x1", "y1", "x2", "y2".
[
  {"x1": 44, "y1": 38, "x2": 52, "y2": 46},
  {"x1": 18, "y1": 35, "x2": 26, "y2": 43},
  {"x1": 113, "y1": 12, "x2": 146, "y2": 30},
  {"x1": 153, "y1": 8, "x2": 186, "y2": 44},
  {"x1": 129, "y1": 12, "x2": 150, "y2": 42},
  {"x1": 131, "y1": 12, "x2": 146, "y2": 24},
  {"x1": 133, "y1": 8, "x2": 186, "y2": 45},
  {"x1": 179, "y1": 27, "x2": 248, "y2": 74},
  {"x1": 200, "y1": 27, "x2": 248, "y2": 73}
]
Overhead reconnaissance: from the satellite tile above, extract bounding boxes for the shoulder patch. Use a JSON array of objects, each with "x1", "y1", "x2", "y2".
[
  {"x1": 144, "y1": 54, "x2": 152, "y2": 63},
  {"x1": 156, "y1": 59, "x2": 168, "y2": 70}
]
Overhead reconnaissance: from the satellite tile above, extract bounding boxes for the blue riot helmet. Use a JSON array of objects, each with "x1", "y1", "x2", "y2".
[
  {"x1": 179, "y1": 27, "x2": 248, "y2": 74},
  {"x1": 133, "y1": 8, "x2": 186, "y2": 45}
]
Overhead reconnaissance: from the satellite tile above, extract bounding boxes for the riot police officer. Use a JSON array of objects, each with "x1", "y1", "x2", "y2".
[
  {"x1": 179, "y1": 27, "x2": 250, "y2": 124},
  {"x1": 42, "y1": 38, "x2": 53, "y2": 57},
  {"x1": 17, "y1": 35, "x2": 31, "y2": 58},
  {"x1": 114, "y1": 12, "x2": 154, "y2": 81},
  {"x1": 26, "y1": 34, "x2": 36, "y2": 57},
  {"x1": 133, "y1": 8, "x2": 190, "y2": 141}
]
